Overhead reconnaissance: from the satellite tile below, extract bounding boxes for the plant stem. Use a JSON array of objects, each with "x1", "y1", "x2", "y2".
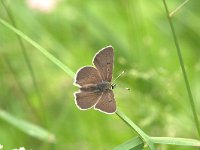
[
  {"x1": 116, "y1": 110, "x2": 156, "y2": 150},
  {"x1": 162, "y1": 0, "x2": 200, "y2": 137}
]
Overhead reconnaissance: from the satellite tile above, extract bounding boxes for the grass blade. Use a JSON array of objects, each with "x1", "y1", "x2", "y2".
[
  {"x1": 0, "y1": 18, "x2": 75, "y2": 78},
  {"x1": 116, "y1": 110, "x2": 156, "y2": 150},
  {"x1": 169, "y1": 0, "x2": 190, "y2": 17},
  {"x1": 150, "y1": 137, "x2": 200, "y2": 147},
  {"x1": 0, "y1": 109, "x2": 55, "y2": 143},
  {"x1": 113, "y1": 136, "x2": 144, "y2": 150}
]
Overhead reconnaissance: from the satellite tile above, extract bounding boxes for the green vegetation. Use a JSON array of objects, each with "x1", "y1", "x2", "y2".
[{"x1": 0, "y1": 0, "x2": 200, "y2": 149}]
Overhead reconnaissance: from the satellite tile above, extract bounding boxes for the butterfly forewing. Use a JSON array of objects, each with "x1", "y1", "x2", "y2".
[
  {"x1": 75, "y1": 91, "x2": 103, "y2": 110},
  {"x1": 93, "y1": 46, "x2": 114, "y2": 82},
  {"x1": 74, "y1": 66, "x2": 102, "y2": 87},
  {"x1": 94, "y1": 90, "x2": 116, "y2": 114}
]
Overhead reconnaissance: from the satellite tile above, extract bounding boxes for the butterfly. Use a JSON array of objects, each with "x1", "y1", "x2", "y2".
[{"x1": 73, "y1": 46, "x2": 116, "y2": 114}]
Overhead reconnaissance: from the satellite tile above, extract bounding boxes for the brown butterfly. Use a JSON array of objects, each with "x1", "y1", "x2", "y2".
[{"x1": 73, "y1": 46, "x2": 116, "y2": 114}]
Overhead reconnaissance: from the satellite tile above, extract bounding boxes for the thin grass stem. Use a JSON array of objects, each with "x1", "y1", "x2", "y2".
[
  {"x1": 2, "y1": 56, "x2": 41, "y2": 121},
  {"x1": 1, "y1": 0, "x2": 48, "y2": 126},
  {"x1": 162, "y1": 0, "x2": 200, "y2": 137},
  {"x1": 169, "y1": 0, "x2": 190, "y2": 17}
]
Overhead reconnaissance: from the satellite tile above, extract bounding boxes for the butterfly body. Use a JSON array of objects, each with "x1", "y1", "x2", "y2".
[
  {"x1": 96, "y1": 81, "x2": 112, "y2": 92},
  {"x1": 79, "y1": 81, "x2": 111, "y2": 92},
  {"x1": 74, "y1": 46, "x2": 116, "y2": 114}
]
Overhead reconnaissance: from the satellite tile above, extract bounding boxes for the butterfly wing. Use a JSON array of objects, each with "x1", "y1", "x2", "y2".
[
  {"x1": 94, "y1": 90, "x2": 116, "y2": 114},
  {"x1": 93, "y1": 46, "x2": 114, "y2": 82},
  {"x1": 74, "y1": 66, "x2": 102, "y2": 87},
  {"x1": 74, "y1": 91, "x2": 103, "y2": 110}
]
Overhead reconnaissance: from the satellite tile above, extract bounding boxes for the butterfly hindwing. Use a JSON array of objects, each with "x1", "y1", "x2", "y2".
[
  {"x1": 94, "y1": 90, "x2": 116, "y2": 114},
  {"x1": 74, "y1": 91, "x2": 103, "y2": 110}
]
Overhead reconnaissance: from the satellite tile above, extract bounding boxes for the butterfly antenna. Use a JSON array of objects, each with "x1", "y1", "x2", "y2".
[
  {"x1": 115, "y1": 85, "x2": 130, "y2": 91},
  {"x1": 112, "y1": 71, "x2": 131, "y2": 91},
  {"x1": 112, "y1": 70, "x2": 125, "y2": 84}
]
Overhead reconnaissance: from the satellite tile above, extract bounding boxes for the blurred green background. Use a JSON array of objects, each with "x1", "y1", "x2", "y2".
[{"x1": 0, "y1": 0, "x2": 200, "y2": 149}]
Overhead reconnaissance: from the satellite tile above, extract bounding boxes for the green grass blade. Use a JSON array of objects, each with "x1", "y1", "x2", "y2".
[
  {"x1": 162, "y1": 0, "x2": 200, "y2": 137},
  {"x1": 169, "y1": 0, "x2": 190, "y2": 17},
  {"x1": 113, "y1": 136, "x2": 144, "y2": 150},
  {"x1": 0, "y1": 109, "x2": 55, "y2": 143},
  {"x1": 0, "y1": 18, "x2": 75, "y2": 78},
  {"x1": 116, "y1": 110, "x2": 156, "y2": 150},
  {"x1": 150, "y1": 137, "x2": 200, "y2": 147}
]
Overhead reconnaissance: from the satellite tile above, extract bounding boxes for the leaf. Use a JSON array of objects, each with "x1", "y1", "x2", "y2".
[
  {"x1": 150, "y1": 137, "x2": 200, "y2": 147},
  {"x1": 0, "y1": 109, "x2": 56, "y2": 143},
  {"x1": 113, "y1": 136, "x2": 144, "y2": 150}
]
